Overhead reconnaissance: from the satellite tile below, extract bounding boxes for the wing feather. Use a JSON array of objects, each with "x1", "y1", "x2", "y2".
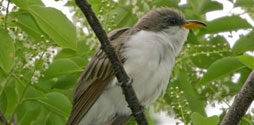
[{"x1": 68, "y1": 28, "x2": 139, "y2": 124}]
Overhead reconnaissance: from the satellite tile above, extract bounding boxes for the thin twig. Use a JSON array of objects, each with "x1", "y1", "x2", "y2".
[
  {"x1": 0, "y1": 108, "x2": 7, "y2": 125},
  {"x1": 75, "y1": 0, "x2": 148, "y2": 124},
  {"x1": 221, "y1": 71, "x2": 254, "y2": 125}
]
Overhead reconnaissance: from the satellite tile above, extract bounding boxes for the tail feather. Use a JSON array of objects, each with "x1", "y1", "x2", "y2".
[{"x1": 110, "y1": 115, "x2": 131, "y2": 125}]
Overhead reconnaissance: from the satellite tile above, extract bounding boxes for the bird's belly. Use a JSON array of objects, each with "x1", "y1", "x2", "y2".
[
  {"x1": 105, "y1": 50, "x2": 175, "y2": 115},
  {"x1": 123, "y1": 56, "x2": 173, "y2": 106}
]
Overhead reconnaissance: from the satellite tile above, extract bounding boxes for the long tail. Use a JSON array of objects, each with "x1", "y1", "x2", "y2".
[{"x1": 110, "y1": 115, "x2": 131, "y2": 125}]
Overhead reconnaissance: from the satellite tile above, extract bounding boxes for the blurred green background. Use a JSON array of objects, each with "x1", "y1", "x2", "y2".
[{"x1": 0, "y1": 0, "x2": 254, "y2": 124}]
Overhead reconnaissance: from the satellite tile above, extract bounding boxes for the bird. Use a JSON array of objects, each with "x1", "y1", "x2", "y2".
[{"x1": 68, "y1": 8, "x2": 206, "y2": 125}]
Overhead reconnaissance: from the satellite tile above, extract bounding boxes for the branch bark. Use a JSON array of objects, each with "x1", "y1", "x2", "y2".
[
  {"x1": 75, "y1": 0, "x2": 148, "y2": 124},
  {"x1": 0, "y1": 108, "x2": 7, "y2": 125},
  {"x1": 221, "y1": 71, "x2": 254, "y2": 125}
]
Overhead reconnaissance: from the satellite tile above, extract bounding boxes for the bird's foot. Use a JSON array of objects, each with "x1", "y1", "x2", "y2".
[
  {"x1": 126, "y1": 77, "x2": 133, "y2": 86},
  {"x1": 117, "y1": 76, "x2": 133, "y2": 86}
]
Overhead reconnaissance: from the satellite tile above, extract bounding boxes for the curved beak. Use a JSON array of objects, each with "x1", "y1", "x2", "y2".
[{"x1": 183, "y1": 20, "x2": 207, "y2": 29}]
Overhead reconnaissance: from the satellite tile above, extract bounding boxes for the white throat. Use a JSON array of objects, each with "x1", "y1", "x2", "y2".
[{"x1": 124, "y1": 27, "x2": 189, "y2": 64}]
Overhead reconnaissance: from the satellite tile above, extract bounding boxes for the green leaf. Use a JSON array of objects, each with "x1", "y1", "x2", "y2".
[
  {"x1": 200, "y1": 16, "x2": 252, "y2": 34},
  {"x1": 13, "y1": 11, "x2": 44, "y2": 41},
  {"x1": 178, "y1": 72, "x2": 206, "y2": 115},
  {"x1": 235, "y1": 0, "x2": 254, "y2": 7},
  {"x1": 70, "y1": 57, "x2": 88, "y2": 67},
  {"x1": 14, "y1": 78, "x2": 25, "y2": 98},
  {"x1": 232, "y1": 32, "x2": 254, "y2": 55},
  {"x1": 35, "y1": 79, "x2": 56, "y2": 91},
  {"x1": 87, "y1": 0, "x2": 103, "y2": 14},
  {"x1": 17, "y1": 101, "x2": 42, "y2": 125},
  {"x1": 127, "y1": 118, "x2": 137, "y2": 125},
  {"x1": 23, "y1": 86, "x2": 46, "y2": 100},
  {"x1": 12, "y1": 0, "x2": 44, "y2": 9},
  {"x1": 145, "y1": 109, "x2": 155, "y2": 125},
  {"x1": 38, "y1": 92, "x2": 72, "y2": 118},
  {"x1": 111, "y1": 6, "x2": 137, "y2": 28},
  {"x1": 0, "y1": 28, "x2": 15, "y2": 73},
  {"x1": 198, "y1": 0, "x2": 222, "y2": 14},
  {"x1": 187, "y1": 0, "x2": 199, "y2": 13},
  {"x1": 190, "y1": 36, "x2": 231, "y2": 69},
  {"x1": 28, "y1": 6, "x2": 77, "y2": 50},
  {"x1": 191, "y1": 112, "x2": 219, "y2": 125},
  {"x1": 222, "y1": 81, "x2": 241, "y2": 97},
  {"x1": 0, "y1": 68, "x2": 5, "y2": 78},
  {"x1": 187, "y1": 31, "x2": 200, "y2": 44},
  {"x1": 65, "y1": 0, "x2": 75, "y2": 7},
  {"x1": 44, "y1": 59, "x2": 82, "y2": 79},
  {"x1": 76, "y1": 40, "x2": 95, "y2": 56},
  {"x1": 46, "y1": 113, "x2": 66, "y2": 125},
  {"x1": 54, "y1": 49, "x2": 77, "y2": 59},
  {"x1": 54, "y1": 40, "x2": 93, "y2": 63},
  {"x1": 31, "y1": 107, "x2": 49, "y2": 125},
  {"x1": 52, "y1": 74, "x2": 79, "y2": 89},
  {"x1": 152, "y1": 0, "x2": 179, "y2": 8},
  {"x1": 0, "y1": 92, "x2": 7, "y2": 113},
  {"x1": 109, "y1": 7, "x2": 129, "y2": 29},
  {"x1": 238, "y1": 68, "x2": 252, "y2": 85},
  {"x1": 4, "y1": 80, "x2": 18, "y2": 119},
  {"x1": 240, "y1": 114, "x2": 254, "y2": 125},
  {"x1": 198, "y1": 57, "x2": 246, "y2": 87},
  {"x1": 237, "y1": 55, "x2": 254, "y2": 69}
]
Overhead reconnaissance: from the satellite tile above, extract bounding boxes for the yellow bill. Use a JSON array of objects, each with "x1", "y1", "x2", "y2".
[{"x1": 183, "y1": 20, "x2": 207, "y2": 29}]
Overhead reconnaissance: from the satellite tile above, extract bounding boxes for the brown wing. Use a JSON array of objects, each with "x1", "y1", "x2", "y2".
[{"x1": 68, "y1": 28, "x2": 138, "y2": 125}]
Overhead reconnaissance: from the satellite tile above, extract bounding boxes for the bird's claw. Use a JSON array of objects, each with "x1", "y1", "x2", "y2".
[{"x1": 117, "y1": 76, "x2": 133, "y2": 86}]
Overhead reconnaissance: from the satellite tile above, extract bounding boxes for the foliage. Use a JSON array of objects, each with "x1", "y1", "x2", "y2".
[{"x1": 0, "y1": 0, "x2": 253, "y2": 124}]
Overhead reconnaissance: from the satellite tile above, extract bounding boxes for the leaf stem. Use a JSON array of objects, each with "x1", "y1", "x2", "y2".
[
  {"x1": 11, "y1": 74, "x2": 25, "y2": 87},
  {"x1": 176, "y1": 49, "x2": 229, "y2": 65},
  {"x1": 10, "y1": 48, "x2": 47, "y2": 121},
  {"x1": 10, "y1": 85, "x2": 29, "y2": 120},
  {"x1": 0, "y1": 73, "x2": 12, "y2": 96}
]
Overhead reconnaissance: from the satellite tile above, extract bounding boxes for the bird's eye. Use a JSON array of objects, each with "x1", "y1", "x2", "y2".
[{"x1": 167, "y1": 17, "x2": 177, "y2": 25}]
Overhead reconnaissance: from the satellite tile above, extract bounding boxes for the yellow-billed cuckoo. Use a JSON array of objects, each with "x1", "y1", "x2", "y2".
[{"x1": 68, "y1": 8, "x2": 206, "y2": 125}]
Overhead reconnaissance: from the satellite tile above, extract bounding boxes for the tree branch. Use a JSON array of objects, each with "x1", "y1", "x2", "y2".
[
  {"x1": 0, "y1": 108, "x2": 7, "y2": 125},
  {"x1": 75, "y1": 0, "x2": 148, "y2": 124},
  {"x1": 221, "y1": 71, "x2": 254, "y2": 125}
]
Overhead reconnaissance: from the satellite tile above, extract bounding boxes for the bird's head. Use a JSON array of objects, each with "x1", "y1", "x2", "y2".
[{"x1": 135, "y1": 8, "x2": 206, "y2": 33}]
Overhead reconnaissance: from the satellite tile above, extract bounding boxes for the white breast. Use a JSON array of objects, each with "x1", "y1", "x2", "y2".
[
  {"x1": 79, "y1": 27, "x2": 189, "y2": 124},
  {"x1": 122, "y1": 27, "x2": 189, "y2": 105}
]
